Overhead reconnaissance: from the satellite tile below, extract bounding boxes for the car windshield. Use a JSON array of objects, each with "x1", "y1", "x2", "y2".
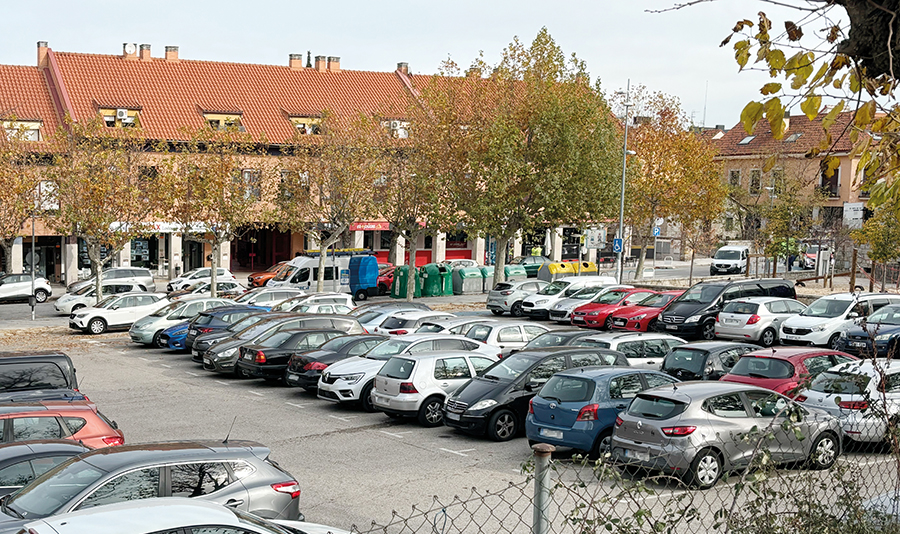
[
  {"x1": 593, "y1": 290, "x2": 627, "y2": 304},
  {"x1": 416, "y1": 323, "x2": 445, "y2": 333},
  {"x1": 639, "y1": 293, "x2": 675, "y2": 308},
  {"x1": 537, "y1": 281, "x2": 569, "y2": 296},
  {"x1": 576, "y1": 339, "x2": 611, "y2": 349},
  {"x1": 800, "y1": 298, "x2": 852, "y2": 318},
  {"x1": 381, "y1": 317, "x2": 413, "y2": 330},
  {"x1": 715, "y1": 250, "x2": 742, "y2": 260},
  {"x1": 365, "y1": 339, "x2": 412, "y2": 360},
  {"x1": 509, "y1": 257, "x2": 525, "y2": 265},
  {"x1": 94, "y1": 295, "x2": 119, "y2": 309},
  {"x1": 493, "y1": 283, "x2": 514, "y2": 291},
  {"x1": 379, "y1": 357, "x2": 415, "y2": 379},
  {"x1": 273, "y1": 266, "x2": 296, "y2": 282},
  {"x1": 7, "y1": 457, "x2": 106, "y2": 518},
  {"x1": 627, "y1": 394, "x2": 687, "y2": 419},
  {"x1": 867, "y1": 306, "x2": 900, "y2": 326},
  {"x1": 355, "y1": 311, "x2": 385, "y2": 324},
  {"x1": 809, "y1": 371, "x2": 871, "y2": 395},
  {"x1": 151, "y1": 301, "x2": 181, "y2": 317},
  {"x1": 234, "y1": 290, "x2": 263, "y2": 303},
  {"x1": 186, "y1": 282, "x2": 205, "y2": 291},
  {"x1": 538, "y1": 376, "x2": 595, "y2": 402},
  {"x1": 722, "y1": 302, "x2": 759, "y2": 315},
  {"x1": 661, "y1": 348, "x2": 708, "y2": 375},
  {"x1": 806, "y1": 246, "x2": 820, "y2": 254},
  {"x1": 674, "y1": 284, "x2": 722, "y2": 305},
  {"x1": 526, "y1": 332, "x2": 577, "y2": 349},
  {"x1": 570, "y1": 287, "x2": 604, "y2": 300},
  {"x1": 480, "y1": 354, "x2": 539, "y2": 381},
  {"x1": 271, "y1": 297, "x2": 303, "y2": 312},
  {"x1": 729, "y1": 357, "x2": 794, "y2": 379},
  {"x1": 74, "y1": 285, "x2": 95, "y2": 296},
  {"x1": 227, "y1": 314, "x2": 268, "y2": 333}
]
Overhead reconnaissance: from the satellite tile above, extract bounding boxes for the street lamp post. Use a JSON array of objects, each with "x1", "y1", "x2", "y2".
[{"x1": 616, "y1": 80, "x2": 634, "y2": 284}]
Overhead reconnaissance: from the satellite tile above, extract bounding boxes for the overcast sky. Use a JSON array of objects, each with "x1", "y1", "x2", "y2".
[{"x1": 3, "y1": 0, "x2": 843, "y2": 129}]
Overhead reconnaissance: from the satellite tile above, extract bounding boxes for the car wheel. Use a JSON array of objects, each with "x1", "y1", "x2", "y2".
[
  {"x1": 417, "y1": 396, "x2": 445, "y2": 427},
  {"x1": 87, "y1": 318, "x2": 107, "y2": 335},
  {"x1": 828, "y1": 333, "x2": 841, "y2": 351},
  {"x1": 588, "y1": 429, "x2": 613, "y2": 460},
  {"x1": 687, "y1": 448, "x2": 722, "y2": 489},
  {"x1": 232, "y1": 365, "x2": 248, "y2": 379},
  {"x1": 152, "y1": 330, "x2": 164, "y2": 348},
  {"x1": 490, "y1": 309, "x2": 504, "y2": 316},
  {"x1": 71, "y1": 304, "x2": 85, "y2": 312},
  {"x1": 33, "y1": 289, "x2": 49, "y2": 303},
  {"x1": 646, "y1": 319, "x2": 658, "y2": 332},
  {"x1": 759, "y1": 328, "x2": 776, "y2": 347},
  {"x1": 807, "y1": 432, "x2": 838, "y2": 470},
  {"x1": 354, "y1": 289, "x2": 368, "y2": 302},
  {"x1": 378, "y1": 283, "x2": 388, "y2": 296},
  {"x1": 700, "y1": 321, "x2": 716, "y2": 340},
  {"x1": 487, "y1": 409, "x2": 518, "y2": 441},
  {"x1": 603, "y1": 316, "x2": 613, "y2": 329},
  {"x1": 360, "y1": 381, "x2": 377, "y2": 413},
  {"x1": 510, "y1": 302, "x2": 525, "y2": 318}
]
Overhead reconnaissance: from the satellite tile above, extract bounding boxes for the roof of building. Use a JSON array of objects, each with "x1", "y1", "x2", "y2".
[
  {"x1": 0, "y1": 64, "x2": 61, "y2": 135},
  {"x1": 715, "y1": 111, "x2": 855, "y2": 158}
]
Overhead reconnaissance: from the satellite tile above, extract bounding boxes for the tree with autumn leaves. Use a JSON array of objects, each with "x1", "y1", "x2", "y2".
[{"x1": 0, "y1": 119, "x2": 43, "y2": 274}]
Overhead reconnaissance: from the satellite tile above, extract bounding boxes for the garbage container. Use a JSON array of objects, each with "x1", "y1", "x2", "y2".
[
  {"x1": 420, "y1": 263, "x2": 443, "y2": 297},
  {"x1": 391, "y1": 265, "x2": 421, "y2": 299},
  {"x1": 438, "y1": 264, "x2": 453, "y2": 296},
  {"x1": 452, "y1": 267, "x2": 483, "y2": 295},
  {"x1": 503, "y1": 265, "x2": 527, "y2": 282},
  {"x1": 479, "y1": 266, "x2": 494, "y2": 293},
  {"x1": 349, "y1": 256, "x2": 378, "y2": 301},
  {"x1": 572, "y1": 261, "x2": 598, "y2": 276},
  {"x1": 537, "y1": 262, "x2": 575, "y2": 282}
]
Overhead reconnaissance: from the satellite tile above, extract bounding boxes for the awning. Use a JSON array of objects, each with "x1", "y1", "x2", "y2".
[{"x1": 350, "y1": 221, "x2": 390, "y2": 231}]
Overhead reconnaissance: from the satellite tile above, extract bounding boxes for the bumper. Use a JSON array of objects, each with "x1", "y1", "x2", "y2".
[
  {"x1": 442, "y1": 410, "x2": 489, "y2": 434},
  {"x1": 714, "y1": 326, "x2": 761, "y2": 342},
  {"x1": 167, "y1": 336, "x2": 187, "y2": 350},
  {"x1": 548, "y1": 310, "x2": 572, "y2": 322},
  {"x1": 840, "y1": 412, "x2": 887, "y2": 442},
  {"x1": 372, "y1": 391, "x2": 420, "y2": 414},
  {"x1": 523, "y1": 307, "x2": 549, "y2": 319},
  {"x1": 202, "y1": 353, "x2": 238, "y2": 373},
  {"x1": 573, "y1": 314, "x2": 606, "y2": 327},
  {"x1": 284, "y1": 370, "x2": 321, "y2": 389},
  {"x1": 780, "y1": 330, "x2": 831, "y2": 346},
  {"x1": 609, "y1": 436, "x2": 696, "y2": 475},
  {"x1": 486, "y1": 298, "x2": 511, "y2": 313},
  {"x1": 55, "y1": 302, "x2": 74, "y2": 314},
  {"x1": 709, "y1": 265, "x2": 742, "y2": 274},
  {"x1": 610, "y1": 317, "x2": 647, "y2": 331},
  {"x1": 316, "y1": 380, "x2": 363, "y2": 403},
  {"x1": 656, "y1": 321, "x2": 701, "y2": 337},
  {"x1": 129, "y1": 330, "x2": 155, "y2": 344},
  {"x1": 525, "y1": 419, "x2": 595, "y2": 451},
  {"x1": 237, "y1": 361, "x2": 286, "y2": 379},
  {"x1": 69, "y1": 318, "x2": 88, "y2": 330}
]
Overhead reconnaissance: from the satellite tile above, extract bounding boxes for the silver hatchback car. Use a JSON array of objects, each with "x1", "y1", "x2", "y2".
[
  {"x1": 715, "y1": 297, "x2": 807, "y2": 347},
  {"x1": 486, "y1": 280, "x2": 548, "y2": 317},
  {"x1": 610, "y1": 381, "x2": 842, "y2": 489}
]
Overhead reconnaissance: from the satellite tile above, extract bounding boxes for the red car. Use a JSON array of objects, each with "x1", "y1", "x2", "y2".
[
  {"x1": 571, "y1": 288, "x2": 659, "y2": 329},
  {"x1": 720, "y1": 347, "x2": 858, "y2": 397},
  {"x1": 0, "y1": 400, "x2": 124, "y2": 448},
  {"x1": 608, "y1": 290, "x2": 685, "y2": 332},
  {"x1": 377, "y1": 267, "x2": 395, "y2": 296},
  {"x1": 247, "y1": 261, "x2": 288, "y2": 288}
]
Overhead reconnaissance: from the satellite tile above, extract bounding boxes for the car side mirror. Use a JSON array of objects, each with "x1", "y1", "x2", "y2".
[
  {"x1": 111, "y1": 305, "x2": 119, "y2": 310},
  {"x1": 848, "y1": 312, "x2": 859, "y2": 319},
  {"x1": 525, "y1": 381, "x2": 540, "y2": 392},
  {"x1": 704, "y1": 366, "x2": 714, "y2": 378}
]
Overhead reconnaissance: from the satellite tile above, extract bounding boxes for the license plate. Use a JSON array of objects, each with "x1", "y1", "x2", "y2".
[
  {"x1": 539, "y1": 428, "x2": 563, "y2": 439},
  {"x1": 379, "y1": 397, "x2": 390, "y2": 406},
  {"x1": 613, "y1": 319, "x2": 626, "y2": 326},
  {"x1": 783, "y1": 334, "x2": 801, "y2": 340},
  {"x1": 572, "y1": 317, "x2": 584, "y2": 323},
  {"x1": 723, "y1": 319, "x2": 739, "y2": 325},
  {"x1": 189, "y1": 329, "x2": 196, "y2": 335},
  {"x1": 287, "y1": 373, "x2": 299, "y2": 381},
  {"x1": 203, "y1": 357, "x2": 211, "y2": 365},
  {"x1": 666, "y1": 324, "x2": 678, "y2": 330},
  {"x1": 446, "y1": 412, "x2": 460, "y2": 421},
  {"x1": 625, "y1": 449, "x2": 649, "y2": 462},
  {"x1": 192, "y1": 350, "x2": 199, "y2": 357},
  {"x1": 849, "y1": 341, "x2": 866, "y2": 348},
  {"x1": 242, "y1": 353, "x2": 252, "y2": 360}
]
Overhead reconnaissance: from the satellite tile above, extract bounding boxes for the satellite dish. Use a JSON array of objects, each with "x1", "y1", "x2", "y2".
[{"x1": 124, "y1": 43, "x2": 137, "y2": 55}]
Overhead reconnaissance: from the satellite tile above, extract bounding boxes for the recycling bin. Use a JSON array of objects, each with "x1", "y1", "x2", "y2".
[
  {"x1": 391, "y1": 265, "x2": 422, "y2": 299},
  {"x1": 572, "y1": 261, "x2": 598, "y2": 276},
  {"x1": 420, "y1": 263, "x2": 443, "y2": 297},
  {"x1": 503, "y1": 265, "x2": 527, "y2": 282},
  {"x1": 452, "y1": 267, "x2": 483, "y2": 295},
  {"x1": 479, "y1": 266, "x2": 494, "y2": 293},
  {"x1": 536, "y1": 262, "x2": 576, "y2": 282}
]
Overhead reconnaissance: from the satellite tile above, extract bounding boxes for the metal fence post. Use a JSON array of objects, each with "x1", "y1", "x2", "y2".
[{"x1": 532, "y1": 443, "x2": 555, "y2": 534}]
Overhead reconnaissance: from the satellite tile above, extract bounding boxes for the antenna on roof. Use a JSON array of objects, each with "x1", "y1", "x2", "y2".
[{"x1": 223, "y1": 415, "x2": 237, "y2": 444}]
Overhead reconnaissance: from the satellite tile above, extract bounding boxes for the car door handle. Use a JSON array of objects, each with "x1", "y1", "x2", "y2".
[{"x1": 224, "y1": 499, "x2": 244, "y2": 508}]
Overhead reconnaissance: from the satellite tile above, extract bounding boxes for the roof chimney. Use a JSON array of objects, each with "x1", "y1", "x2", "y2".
[
  {"x1": 289, "y1": 53, "x2": 304, "y2": 71},
  {"x1": 327, "y1": 56, "x2": 340, "y2": 73},
  {"x1": 165, "y1": 45, "x2": 179, "y2": 63},
  {"x1": 139, "y1": 44, "x2": 151, "y2": 62},
  {"x1": 37, "y1": 41, "x2": 48, "y2": 68},
  {"x1": 397, "y1": 62, "x2": 408, "y2": 75},
  {"x1": 315, "y1": 55, "x2": 327, "y2": 72},
  {"x1": 122, "y1": 43, "x2": 138, "y2": 60}
]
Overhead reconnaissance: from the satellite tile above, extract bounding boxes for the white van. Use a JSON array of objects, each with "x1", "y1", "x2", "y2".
[
  {"x1": 709, "y1": 245, "x2": 750, "y2": 276},
  {"x1": 520, "y1": 275, "x2": 617, "y2": 319},
  {"x1": 266, "y1": 255, "x2": 351, "y2": 292}
]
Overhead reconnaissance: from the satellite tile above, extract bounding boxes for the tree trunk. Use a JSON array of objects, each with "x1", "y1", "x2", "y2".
[
  {"x1": 492, "y1": 233, "x2": 512, "y2": 288},
  {"x1": 771, "y1": 253, "x2": 778, "y2": 277},
  {"x1": 88, "y1": 241, "x2": 104, "y2": 305},
  {"x1": 389, "y1": 232, "x2": 400, "y2": 266},
  {"x1": 405, "y1": 229, "x2": 418, "y2": 302},
  {"x1": 634, "y1": 242, "x2": 647, "y2": 281},
  {"x1": 317, "y1": 240, "x2": 328, "y2": 293},
  {"x1": 688, "y1": 247, "x2": 695, "y2": 287},
  {"x1": 0, "y1": 239, "x2": 13, "y2": 274},
  {"x1": 210, "y1": 240, "x2": 219, "y2": 298}
]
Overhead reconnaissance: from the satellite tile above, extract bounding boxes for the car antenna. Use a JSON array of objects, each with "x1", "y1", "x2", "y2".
[{"x1": 223, "y1": 415, "x2": 238, "y2": 444}]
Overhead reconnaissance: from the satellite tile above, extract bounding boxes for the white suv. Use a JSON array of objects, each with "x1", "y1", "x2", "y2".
[
  {"x1": 372, "y1": 351, "x2": 500, "y2": 426},
  {"x1": 372, "y1": 310, "x2": 457, "y2": 335},
  {"x1": 55, "y1": 281, "x2": 144, "y2": 314},
  {"x1": 0, "y1": 273, "x2": 53, "y2": 303},
  {"x1": 69, "y1": 291, "x2": 169, "y2": 334},
  {"x1": 576, "y1": 332, "x2": 687, "y2": 369},
  {"x1": 781, "y1": 292, "x2": 900, "y2": 349},
  {"x1": 166, "y1": 268, "x2": 236, "y2": 292}
]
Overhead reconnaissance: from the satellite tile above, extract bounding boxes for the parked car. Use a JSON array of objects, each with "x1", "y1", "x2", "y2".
[
  {"x1": 0, "y1": 440, "x2": 302, "y2": 525},
  {"x1": 54, "y1": 282, "x2": 145, "y2": 314},
  {"x1": 709, "y1": 245, "x2": 750, "y2": 275},
  {"x1": 377, "y1": 267, "x2": 395, "y2": 296},
  {"x1": 166, "y1": 267, "x2": 237, "y2": 292},
  {"x1": 781, "y1": 292, "x2": 900, "y2": 349},
  {"x1": 487, "y1": 280, "x2": 549, "y2": 317},
  {"x1": 521, "y1": 276, "x2": 618, "y2": 319},
  {"x1": 185, "y1": 305, "x2": 269, "y2": 350},
  {"x1": 0, "y1": 274, "x2": 52, "y2": 304},
  {"x1": 576, "y1": 332, "x2": 687, "y2": 369},
  {"x1": 0, "y1": 401, "x2": 123, "y2": 449},
  {"x1": 610, "y1": 382, "x2": 841, "y2": 488},
  {"x1": 660, "y1": 341, "x2": 758, "y2": 380},
  {"x1": 548, "y1": 284, "x2": 635, "y2": 323},
  {"x1": 66, "y1": 267, "x2": 156, "y2": 294},
  {"x1": 353, "y1": 305, "x2": 435, "y2": 333},
  {"x1": 271, "y1": 292, "x2": 356, "y2": 312},
  {"x1": 317, "y1": 334, "x2": 502, "y2": 412},
  {"x1": 657, "y1": 279, "x2": 797, "y2": 340},
  {"x1": 129, "y1": 297, "x2": 234, "y2": 346},
  {"x1": 798, "y1": 359, "x2": 900, "y2": 443},
  {"x1": 526, "y1": 368, "x2": 679, "y2": 457},
  {"x1": 519, "y1": 330, "x2": 601, "y2": 351},
  {"x1": 290, "y1": 302, "x2": 355, "y2": 315},
  {"x1": 233, "y1": 287, "x2": 306, "y2": 309},
  {"x1": 191, "y1": 310, "x2": 285, "y2": 362},
  {"x1": 838, "y1": 303, "x2": 900, "y2": 357},
  {"x1": 349, "y1": 301, "x2": 430, "y2": 317},
  {"x1": 373, "y1": 310, "x2": 457, "y2": 335},
  {"x1": 372, "y1": 351, "x2": 500, "y2": 427},
  {"x1": 158, "y1": 320, "x2": 190, "y2": 350},
  {"x1": 443, "y1": 347, "x2": 630, "y2": 441},
  {"x1": 608, "y1": 290, "x2": 684, "y2": 332},
  {"x1": 715, "y1": 297, "x2": 807, "y2": 347},
  {"x1": 415, "y1": 317, "x2": 496, "y2": 336},
  {"x1": 0, "y1": 351, "x2": 81, "y2": 403},
  {"x1": 68, "y1": 292, "x2": 169, "y2": 335},
  {"x1": 248, "y1": 261, "x2": 289, "y2": 288},
  {"x1": 284, "y1": 334, "x2": 388, "y2": 391},
  {"x1": 0, "y1": 440, "x2": 90, "y2": 498},
  {"x1": 168, "y1": 280, "x2": 244, "y2": 300},
  {"x1": 722, "y1": 348, "x2": 857, "y2": 397},
  {"x1": 237, "y1": 329, "x2": 347, "y2": 382},
  {"x1": 570, "y1": 288, "x2": 659, "y2": 328},
  {"x1": 802, "y1": 244, "x2": 830, "y2": 270},
  {"x1": 508, "y1": 255, "x2": 552, "y2": 278},
  {"x1": 465, "y1": 321, "x2": 550, "y2": 356}
]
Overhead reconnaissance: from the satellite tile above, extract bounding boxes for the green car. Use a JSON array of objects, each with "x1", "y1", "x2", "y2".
[{"x1": 509, "y1": 255, "x2": 551, "y2": 278}]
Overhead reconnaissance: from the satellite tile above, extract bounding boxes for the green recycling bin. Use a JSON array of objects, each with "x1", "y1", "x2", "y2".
[
  {"x1": 420, "y1": 263, "x2": 443, "y2": 297},
  {"x1": 503, "y1": 265, "x2": 527, "y2": 282},
  {"x1": 480, "y1": 266, "x2": 494, "y2": 293},
  {"x1": 452, "y1": 267, "x2": 483, "y2": 295},
  {"x1": 439, "y1": 264, "x2": 453, "y2": 296},
  {"x1": 390, "y1": 265, "x2": 422, "y2": 299}
]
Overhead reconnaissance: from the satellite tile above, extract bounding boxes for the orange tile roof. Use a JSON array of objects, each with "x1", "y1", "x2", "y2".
[
  {"x1": 50, "y1": 50, "x2": 413, "y2": 143},
  {"x1": 715, "y1": 111, "x2": 854, "y2": 158},
  {"x1": 0, "y1": 64, "x2": 61, "y2": 135}
]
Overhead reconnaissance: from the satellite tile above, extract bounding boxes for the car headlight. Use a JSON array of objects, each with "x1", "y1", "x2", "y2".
[
  {"x1": 876, "y1": 333, "x2": 893, "y2": 342},
  {"x1": 812, "y1": 325, "x2": 828, "y2": 332},
  {"x1": 468, "y1": 399, "x2": 498, "y2": 411},
  {"x1": 218, "y1": 347, "x2": 237, "y2": 358},
  {"x1": 338, "y1": 373, "x2": 364, "y2": 384},
  {"x1": 75, "y1": 313, "x2": 88, "y2": 319},
  {"x1": 629, "y1": 313, "x2": 647, "y2": 321},
  {"x1": 686, "y1": 315, "x2": 703, "y2": 323},
  {"x1": 587, "y1": 311, "x2": 602, "y2": 316},
  {"x1": 535, "y1": 300, "x2": 548, "y2": 305}
]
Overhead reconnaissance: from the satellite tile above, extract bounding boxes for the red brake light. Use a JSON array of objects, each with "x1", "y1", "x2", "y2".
[
  {"x1": 576, "y1": 404, "x2": 599, "y2": 421},
  {"x1": 615, "y1": 416, "x2": 623, "y2": 427},
  {"x1": 528, "y1": 398, "x2": 534, "y2": 414},
  {"x1": 839, "y1": 400, "x2": 868, "y2": 410},
  {"x1": 255, "y1": 351, "x2": 266, "y2": 363},
  {"x1": 715, "y1": 314, "x2": 719, "y2": 323},
  {"x1": 746, "y1": 314, "x2": 761, "y2": 325},
  {"x1": 795, "y1": 395, "x2": 808, "y2": 402},
  {"x1": 662, "y1": 426, "x2": 697, "y2": 436},
  {"x1": 102, "y1": 436, "x2": 124, "y2": 446},
  {"x1": 500, "y1": 290, "x2": 514, "y2": 296},
  {"x1": 303, "y1": 361, "x2": 327, "y2": 371},
  {"x1": 399, "y1": 382, "x2": 418, "y2": 394},
  {"x1": 198, "y1": 327, "x2": 214, "y2": 333},
  {"x1": 389, "y1": 329, "x2": 408, "y2": 335},
  {"x1": 271, "y1": 481, "x2": 301, "y2": 499}
]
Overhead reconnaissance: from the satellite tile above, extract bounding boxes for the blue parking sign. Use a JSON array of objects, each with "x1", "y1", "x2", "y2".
[
  {"x1": 612, "y1": 238, "x2": 623, "y2": 253},
  {"x1": 653, "y1": 226, "x2": 661, "y2": 237}
]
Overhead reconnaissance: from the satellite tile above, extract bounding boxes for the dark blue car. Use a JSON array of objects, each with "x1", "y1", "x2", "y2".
[
  {"x1": 184, "y1": 305, "x2": 269, "y2": 351},
  {"x1": 525, "y1": 367, "x2": 679, "y2": 457},
  {"x1": 839, "y1": 304, "x2": 900, "y2": 358},
  {"x1": 159, "y1": 321, "x2": 190, "y2": 350}
]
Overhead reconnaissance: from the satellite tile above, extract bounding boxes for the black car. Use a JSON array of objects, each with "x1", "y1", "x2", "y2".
[
  {"x1": 839, "y1": 303, "x2": 900, "y2": 357},
  {"x1": 0, "y1": 440, "x2": 90, "y2": 497},
  {"x1": 656, "y1": 279, "x2": 796, "y2": 340},
  {"x1": 659, "y1": 341, "x2": 758, "y2": 381},
  {"x1": 519, "y1": 330, "x2": 601, "y2": 351},
  {"x1": 284, "y1": 334, "x2": 388, "y2": 390},
  {"x1": 191, "y1": 312, "x2": 298, "y2": 363},
  {"x1": 237, "y1": 329, "x2": 347, "y2": 382},
  {"x1": 442, "y1": 347, "x2": 629, "y2": 441},
  {"x1": 0, "y1": 352, "x2": 84, "y2": 403},
  {"x1": 184, "y1": 305, "x2": 269, "y2": 350}
]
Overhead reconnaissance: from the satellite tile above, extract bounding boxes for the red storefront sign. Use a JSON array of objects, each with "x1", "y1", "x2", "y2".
[{"x1": 350, "y1": 221, "x2": 390, "y2": 231}]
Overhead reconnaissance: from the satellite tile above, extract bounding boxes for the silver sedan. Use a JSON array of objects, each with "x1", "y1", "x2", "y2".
[{"x1": 715, "y1": 297, "x2": 807, "y2": 347}]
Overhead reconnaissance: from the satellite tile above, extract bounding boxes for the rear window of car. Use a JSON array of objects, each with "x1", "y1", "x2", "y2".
[
  {"x1": 493, "y1": 283, "x2": 513, "y2": 291},
  {"x1": 809, "y1": 371, "x2": 871, "y2": 395},
  {"x1": 379, "y1": 357, "x2": 415, "y2": 379},
  {"x1": 0, "y1": 363, "x2": 69, "y2": 390},
  {"x1": 381, "y1": 317, "x2": 411, "y2": 330},
  {"x1": 722, "y1": 302, "x2": 759, "y2": 315},
  {"x1": 356, "y1": 311, "x2": 384, "y2": 324},
  {"x1": 575, "y1": 339, "x2": 611, "y2": 349},
  {"x1": 627, "y1": 394, "x2": 687, "y2": 420},
  {"x1": 416, "y1": 323, "x2": 444, "y2": 333},
  {"x1": 194, "y1": 314, "x2": 215, "y2": 326},
  {"x1": 729, "y1": 357, "x2": 794, "y2": 379},
  {"x1": 538, "y1": 376, "x2": 595, "y2": 402}
]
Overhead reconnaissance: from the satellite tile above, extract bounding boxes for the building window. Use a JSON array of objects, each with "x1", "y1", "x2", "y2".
[
  {"x1": 729, "y1": 170, "x2": 741, "y2": 187},
  {"x1": 36, "y1": 181, "x2": 58, "y2": 211},
  {"x1": 749, "y1": 169, "x2": 761, "y2": 195},
  {"x1": 3, "y1": 121, "x2": 42, "y2": 141},
  {"x1": 290, "y1": 117, "x2": 322, "y2": 135},
  {"x1": 423, "y1": 235, "x2": 433, "y2": 250},
  {"x1": 381, "y1": 120, "x2": 409, "y2": 139},
  {"x1": 99, "y1": 108, "x2": 139, "y2": 128},
  {"x1": 819, "y1": 165, "x2": 840, "y2": 198},
  {"x1": 240, "y1": 170, "x2": 261, "y2": 199},
  {"x1": 738, "y1": 135, "x2": 756, "y2": 145},
  {"x1": 771, "y1": 168, "x2": 785, "y2": 196},
  {"x1": 379, "y1": 231, "x2": 393, "y2": 250},
  {"x1": 725, "y1": 217, "x2": 734, "y2": 232},
  {"x1": 204, "y1": 113, "x2": 244, "y2": 131},
  {"x1": 363, "y1": 231, "x2": 375, "y2": 250},
  {"x1": 784, "y1": 132, "x2": 802, "y2": 143}
]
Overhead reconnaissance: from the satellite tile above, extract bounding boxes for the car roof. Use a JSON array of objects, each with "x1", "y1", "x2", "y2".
[
  {"x1": 0, "y1": 439, "x2": 90, "y2": 458},
  {"x1": 741, "y1": 347, "x2": 846, "y2": 361},
  {"x1": 511, "y1": 346, "x2": 621, "y2": 358},
  {"x1": 388, "y1": 350, "x2": 488, "y2": 361},
  {"x1": 0, "y1": 401, "x2": 95, "y2": 414},
  {"x1": 117, "y1": 291, "x2": 165, "y2": 297},
  {"x1": 395, "y1": 333, "x2": 470, "y2": 341},
  {"x1": 728, "y1": 296, "x2": 795, "y2": 304},
  {"x1": 718, "y1": 245, "x2": 749, "y2": 250},
  {"x1": 420, "y1": 317, "x2": 495, "y2": 327},
  {"x1": 389, "y1": 310, "x2": 454, "y2": 319},
  {"x1": 0, "y1": 350, "x2": 72, "y2": 361},
  {"x1": 641, "y1": 380, "x2": 773, "y2": 402},
  {"x1": 73, "y1": 440, "x2": 267, "y2": 471},
  {"x1": 815, "y1": 292, "x2": 892, "y2": 301},
  {"x1": 580, "y1": 332, "x2": 683, "y2": 342},
  {"x1": 554, "y1": 366, "x2": 656, "y2": 380},
  {"x1": 555, "y1": 276, "x2": 618, "y2": 283},
  {"x1": 677, "y1": 341, "x2": 756, "y2": 351},
  {"x1": 468, "y1": 321, "x2": 539, "y2": 329},
  {"x1": 827, "y1": 358, "x2": 900, "y2": 376},
  {"x1": 201, "y1": 305, "x2": 268, "y2": 316}
]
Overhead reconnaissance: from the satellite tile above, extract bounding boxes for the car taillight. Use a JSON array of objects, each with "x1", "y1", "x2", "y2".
[
  {"x1": 102, "y1": 436, "x2": 124, "y2": 446},
  {"x1": 795, "y1": 395, "x2": 808, "y2": 402},
  {"x1": 746, "y1": 314, "x2": 761, "y2": 325},
  {"x1": 399, "y1": 382, "x2": 418, "y2": 394},
  {"x1": 715, "y1": 314, "x2": 719, "y2": 323},
  {"x1": 271, "y1": 481, "x2": 301, "y2": 499},
  {"x1": 528, "y1": 398, "x2": 534, "y2": 414},
  {"x1": 576, "y1": 404, "x2": 599, "y2": 421},
  {"x1": 662, "y1": 426, "x2": 697, "y2": 436},
  {"x1": 615, "y1": 416, "x2": 623, "y2": 427},
  {"x1": 839, "y1": 400, "x2": 868, "y2": 410},
  {"x1": 304, "y1": 361, "x2": 327, "y2": 371},
  {"x1": 198, "y1": 327, "x2": 214, "y2": 333},
  {"x1": 497, "y1": 353, "x2": 504, "y2": 359},
  {"x1": 255, "y1": 351, "x2": 266, "y2": 363},
  {"x1": 389, "y1": 329, "x2": 408, "y2": 335},
  {"x1": 500, "y1": 290, "x2": 514, "y2": 296}
]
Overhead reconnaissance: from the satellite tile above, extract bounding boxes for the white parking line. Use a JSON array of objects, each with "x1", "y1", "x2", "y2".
[
  {"x1": 214, "y1": 381, "x2": 231, "y2": 386},
  {"x1": 185, "y1": 372, "x2": 199, "y2": 377},
  {"x1": 440, "y1": 448, "x2": 476, "y2": 457},
  {"x1": 160, "y1": 364, "x2": 172, "y2": 368},
  {"x1": 248, "y1": 391, "x2": 264, "y2": 397},
  {"x1": 329, "y1": 415, "x2": 358, "y2": 423},
  {"x1": 380, "y1": 430, "x2": 414, "y2": 438},
  {"x1": 139, "y1": 357, "x2": 149, "y2": 361},
  {"x1": 285, "y1": 402, "x2": 306, "y2": 409}
]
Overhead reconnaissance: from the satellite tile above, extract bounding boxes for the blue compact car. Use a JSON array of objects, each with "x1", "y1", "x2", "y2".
[
  {"x1": 159, "y1": 321, "x2": 190, "y2": 351},
  {"x1": 839, "y1": 304, "x2": 900, "y2": 358},
  {"x1": 525, "y1": 367, "x2": 679, "y2": 458}
]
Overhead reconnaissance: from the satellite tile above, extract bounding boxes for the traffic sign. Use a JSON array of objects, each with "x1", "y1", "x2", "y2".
[
  {"x1": 652, "y1": 226, "x2": 661, "y2": 237},
  {"x1": 612, "y1": 238, "x2": 623, "y2": 254}
]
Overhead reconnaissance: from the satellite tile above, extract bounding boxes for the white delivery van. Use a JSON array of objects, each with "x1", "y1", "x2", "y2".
[
  {"x1": 709, "y1": 245, "x2": 750, "y2": 276},
  {"x1": 266, "y1": 255, "x2": 352, "y2": 292}
]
